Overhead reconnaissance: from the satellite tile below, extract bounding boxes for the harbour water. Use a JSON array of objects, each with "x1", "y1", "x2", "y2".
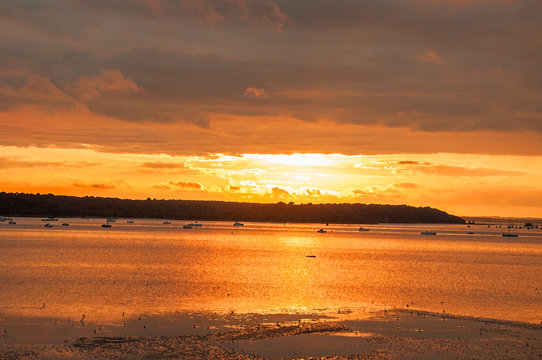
[{"x1": 1, "y1": 219, "x2": 541, "y2": 326}]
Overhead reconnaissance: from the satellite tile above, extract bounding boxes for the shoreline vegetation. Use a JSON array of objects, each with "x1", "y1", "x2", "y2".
[{"x1": 0, "y1": 192, "x2": 465, "y2": 224}]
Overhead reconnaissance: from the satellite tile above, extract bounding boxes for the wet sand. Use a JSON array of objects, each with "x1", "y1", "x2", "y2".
[{"x1": 1, "y1": 309, "x2": 541, "y2": 359}]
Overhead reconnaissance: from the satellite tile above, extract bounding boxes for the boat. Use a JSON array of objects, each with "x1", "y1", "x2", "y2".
[
  {"x1": 101, "y1": 223, "x2": 112, "y2": 228},
  {"x1": 62, "y1": 223, "x2": 69, "y2": 226},
  {"x1": 126, "y1": 220, "x2": 135, "y2": 224},
  {"x1": 41, "y1": 217, "x2": 58, "y2": 222},
  {"x1": 106, "y1": 218, "x2": 116, "y2": 223},
  {"x1": 44, "y1": 223, "x2": 53, "y2": 228},
  {"x1": 163, "y1": 221, "x2": 171, "y2": 225},
  {"x1": 8, "y1": 221, "x2": 16, "y2": 225},
  {"x1": 233, "y1": 222, "x2": 244, "y2": 226},
  {"x1": 358, "y1": 227, "x2": 370, "y2": 232},
  {"x1": 420, "y1": 231, "x2": 437, "y2": 235},
  {"x1": 189, "y1": 222, "x2": 202, "y2": 227},
  {"x1": 466, "y1": 231, "x2": 475, "y2": 234},
  {"x1": 502, "y1": 222, "x2": 518, "y2": 237},
  {"x1": 317, "y1": 229, "x2": 327, "y2": 233},
  {"x1": 183, "y1": 224, "x2": 193, "y2": 229}
]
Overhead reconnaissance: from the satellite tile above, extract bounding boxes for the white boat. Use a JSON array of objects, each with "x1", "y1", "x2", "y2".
[
  {"x1": 358, "y1": 227, "x2": 370, "y2": 232},
  {"x1": 233, "y1": 222, "x2": 244, "y2": 226},
  {"x1": 317, "y1": 229, "x2": 327, "y2": 233},
  {"x1": 42, "y1": 217, "x2": 58, "y2": 222}
]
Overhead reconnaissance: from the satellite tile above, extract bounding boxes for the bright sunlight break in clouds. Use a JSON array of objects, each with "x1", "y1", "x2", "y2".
[{"x1": 1, "y1": 0, "x2": 542, "y2": 217}]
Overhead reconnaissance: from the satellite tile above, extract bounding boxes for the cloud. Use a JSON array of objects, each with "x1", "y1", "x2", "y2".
[
  {"x1": 169, "y1": 181, "x2": 202, "y2": 189},
  {"x1": 415, "y1": 165, "x2": 523, "y2": 177},
  {"x1": 0, "y1": 157, "x2": 98, "y2": 169},
  {"x1": 0, "y1": 74, "x2": 73, "y2": 111},
  {"x1": 1, "y1": 0, "x2": 542, "y2": 156},
  {"x1": 417, "y1": 49, "x2": 444, "y2": 65},
  {"x1": 397, "y1": 161, "x2": 429, "y2": 165},
  {"x1": 271, "y1": 186, "x2": 289, "y2": 196},
  {"x1": 73, "y1": 182, "x2": 117, "y2": 189},
  {"x1": 305, "y1": 188, "x2": 321, "y2": 195},
  {"x1": 140, "y1": 161, "x2": 186, "y2": 169},
  {"x1": 244, "y1": 87, "x2": 269, "y2": 98},
  {"x1": 67, "y1": 0, "x2": 288, "y2": 30},
  {"x1": 0, "y1": 157, "x2": 63, "y2": 169},
  {"x1": 158, "y1": 0, "x2": 288, "y2": 30},
  {"x1": 72, "y1": 70, "x2": 140, "y2": 100}
]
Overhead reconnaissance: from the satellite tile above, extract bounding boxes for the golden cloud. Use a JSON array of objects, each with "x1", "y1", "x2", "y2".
[
  {"x1": 417, "y1": 49, "x2": 444, "y2": 65},
  {"x1": 244, "y1": 87, "x2": 269, "y2": 98},
  {"x1": 169, "y1": 181, "x2": 203, "y2": 189}
]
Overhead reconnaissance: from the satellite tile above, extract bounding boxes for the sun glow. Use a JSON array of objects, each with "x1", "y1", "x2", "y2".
[
  {"x1": 245, "y1": 153, "x2": 340, "y2": 167},
  {"x1": 1, "y1": 145, "x2": 542, "y2": 217}
]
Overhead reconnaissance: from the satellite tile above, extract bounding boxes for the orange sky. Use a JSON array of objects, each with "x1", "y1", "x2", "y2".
[{"x1": 1, "y1": 0, "x2": 541, "y2": 217}]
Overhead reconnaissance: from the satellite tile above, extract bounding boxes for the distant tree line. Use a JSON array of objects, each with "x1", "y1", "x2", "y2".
[{"x1": 0, "y1": 192, "x2": 465, "y2": 224}]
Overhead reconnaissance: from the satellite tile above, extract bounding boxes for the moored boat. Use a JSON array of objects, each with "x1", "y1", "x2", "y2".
[
  {"x1": 317, "y1": 228, "x2": 327, "y2": 233},
  {"x1": 233, "y1": 221, "x2": 244, "y2": 226},
  {"x1": 421, "y1": 231, "x2": 437, "y2": 235}
]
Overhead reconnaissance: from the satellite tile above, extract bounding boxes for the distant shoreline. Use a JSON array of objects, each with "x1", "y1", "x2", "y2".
[{"x1": 0, "y1": 191, "x2": 465, "y2": 224}]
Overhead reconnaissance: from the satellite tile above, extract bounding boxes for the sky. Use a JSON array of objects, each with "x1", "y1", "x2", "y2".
[{"x1": 1, "y1": 0, "x2": 542, "y2": 217}]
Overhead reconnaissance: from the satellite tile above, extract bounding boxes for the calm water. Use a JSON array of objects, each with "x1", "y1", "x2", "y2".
[{"x1": 1, "y1": 219, "x2": 541, "y2": 324}]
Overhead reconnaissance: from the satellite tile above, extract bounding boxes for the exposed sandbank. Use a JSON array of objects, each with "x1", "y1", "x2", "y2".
[{"x1": 1, "y1": 309, "x2": 540, "y2": 359}]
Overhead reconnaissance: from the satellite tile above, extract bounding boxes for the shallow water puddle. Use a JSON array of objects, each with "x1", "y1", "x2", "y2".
[{"x1": 225, "y1": 332, "x2": 373, "y2": 359}]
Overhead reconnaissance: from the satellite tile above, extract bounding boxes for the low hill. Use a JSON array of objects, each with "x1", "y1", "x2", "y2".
[{"x1": 0, "y1": 192, "x2": 465, "y2": 224}]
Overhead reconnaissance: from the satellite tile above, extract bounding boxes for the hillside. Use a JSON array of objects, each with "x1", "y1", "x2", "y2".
[{"x1": 0, "y1": 192, "x2": 465, "y2": 224}]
